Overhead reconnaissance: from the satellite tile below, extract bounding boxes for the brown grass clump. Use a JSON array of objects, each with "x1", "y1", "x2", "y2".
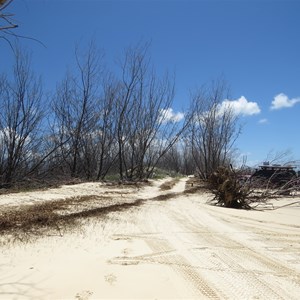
[
  {"x1": 184, "y1": 177, "x2": 210, "y2": 194},
  {"x1": 0, "y1": 179, "x2": 185, "y2": 244},
  {"x1": 0, "y1": 177, "x2": 84, "y2": 195},
  {"x1": 0, "y1": 197, "x2": 85, "y2": 238},
  {"x1": 0, "y1": 203, "x2": 65, "y2": 242},
  {"x1": 0, "y1": 194, "x2": 142, "y2": 242},
  {"x1": 152, "y1": 193, "x2": 177, "y2": 201},
  {"x1": 159, "y1": 178, "x2": 179, "y2": 191}
]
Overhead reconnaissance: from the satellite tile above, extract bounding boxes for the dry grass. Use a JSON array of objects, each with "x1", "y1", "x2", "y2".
[
  {"x1": 0, "y1": 193, "x2": 145, "y2": 243},
  {"x1": 152, "y1": 193, "x2": 177, "y2": 201},
  {"x1": 0, "y1": 179, "x2": 183, "y2": 244},
  {"x1": 0, "y1": 177, "x2": 84, "y2": 195},
  {"x1": 1, "y1": 196, "x2": 86, "y2": 238},
  {"x1": 183, "y1": 177, "x2": 210, "y2": 194},
  {"x1": 159, "y1": 178, "x2": 179, "y2": 191}
]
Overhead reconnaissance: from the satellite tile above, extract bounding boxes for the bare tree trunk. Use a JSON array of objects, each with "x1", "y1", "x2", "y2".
[
  {"x1": 114, "y1": 43, "x2": 189, "y2": 181},
  {"x1": 0, "y1": 48, "x2": 43, "y2": 185},
  {"x1": 52, "y1": 42, "x2": 103, "y2": 179},
  {"x1": 95, "y1": 76, "x2": 118, "y2": 180},
  {"x1": 188, "y1": 78, "x2": 240, "y2": 179}
]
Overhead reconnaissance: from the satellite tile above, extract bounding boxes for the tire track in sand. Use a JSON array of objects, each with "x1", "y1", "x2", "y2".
[
  {"x1": 165, "y1": 193, "x2": 300, "y2": 299},
  {"x1": 108, "y1": 178, "x2": 300, "y2": 299}
]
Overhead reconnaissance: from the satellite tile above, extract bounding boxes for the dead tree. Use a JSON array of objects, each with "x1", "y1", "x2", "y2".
[
  {"x1": 95, "y1": 75, "x2": 119, "y2": 180},
  {"x1": 52, "y1": 42, "x2": 103, "y2": 178},
  {"x1": 0, "y1": 48, "x2": 43, "y2": 185},
  {"x1": 188, "y1": 79, "x2": 241, "y2": 179},
  {"x1": 115, "y1": 43, "x2": 188, "y2": 180}
]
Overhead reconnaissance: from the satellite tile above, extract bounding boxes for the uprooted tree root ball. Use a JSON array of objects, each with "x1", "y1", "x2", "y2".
[{"x1": 209, "y1": 166, "x2": 252, "y2": 209}]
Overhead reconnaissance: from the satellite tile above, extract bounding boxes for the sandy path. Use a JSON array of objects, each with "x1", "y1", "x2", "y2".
[{"x1": 1, "y1": 178, "x2": 300, "y2": 299}]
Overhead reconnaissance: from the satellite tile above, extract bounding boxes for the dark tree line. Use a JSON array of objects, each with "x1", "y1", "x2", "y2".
[{"x1": 0, "y1": 43, "x2": 241, "y2": 187}]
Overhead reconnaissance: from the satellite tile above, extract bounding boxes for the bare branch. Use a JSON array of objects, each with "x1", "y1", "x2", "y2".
[{"x1": 0, "y1": 0, "x2": 17, "y2": 31}]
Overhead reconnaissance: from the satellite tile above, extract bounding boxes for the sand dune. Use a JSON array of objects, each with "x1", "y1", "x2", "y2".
[{"x1": 1, "y1": 177, "x2": 300, "y2": 299}]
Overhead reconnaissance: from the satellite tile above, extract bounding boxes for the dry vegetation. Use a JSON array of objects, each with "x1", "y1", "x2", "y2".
[
  {"x1": 207, "y1": 166, "x2": 300, "y2": 210},
  {"x1": 208, "y1": 167, "x2": 252, "y2": 209},
  {"x1": 184, "y1": 177, "x2": 210, "y2": 194},
  {"x1": 0, "y1": 194, "x2": 146, "y2": 244},
  {"x1": 159, "y1": 178, "x2": 180, "y2": 191},
  {"x1": 0, "y1": 179, "x2": 184, "y2": 244},
  {"x1": 0, "y1": 177, "x2": 85, "y2": 195},
  {"x1": 1, "y1": 196, "x2": 87, "y2": 237},
  {"x1": 1, "y1": 171, "x2": 298, "y2": 245},
  {"x1": 0, "y1": 181, "x2": 149, "y2": 242}
]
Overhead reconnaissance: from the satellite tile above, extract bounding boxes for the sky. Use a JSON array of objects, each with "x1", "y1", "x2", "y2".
[{"x1": 1, "y1": 0, "x2": 300, "y2": 167}]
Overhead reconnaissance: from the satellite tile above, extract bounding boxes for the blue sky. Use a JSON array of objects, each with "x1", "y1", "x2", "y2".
[{"x1": 1, "y1": 0, "x2": 300, "y2": 166}]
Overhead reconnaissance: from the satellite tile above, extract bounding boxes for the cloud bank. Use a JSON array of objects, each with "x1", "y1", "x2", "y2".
[
  {"x1": 219, "y1": 96, "x2": 261, "y2": 116},
  {"x1": 270, "y1": 93, "x2": 300, "y2": 110},
  {"x1": 159, "y1": 108, "x2": 184, "y2": 123}
]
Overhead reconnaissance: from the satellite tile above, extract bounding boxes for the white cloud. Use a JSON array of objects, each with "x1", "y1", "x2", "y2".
[
  {"x1": 270, "y1": 93, "x2": 300, "y2": 110},
  {"x1": 258, "y1": 118, "x2": 268, "y2": 124},
  {"x1": 159, "y1": 108, "x2": 184, "y2": 123},
  {"x1": 219, "y1": 96, "x2": 261, "y2": 116}
]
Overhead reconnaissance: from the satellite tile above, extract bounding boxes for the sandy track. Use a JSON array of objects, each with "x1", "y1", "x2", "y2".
[{"x1": 1, "y1": 178, "x2": 300, "y2": 299}]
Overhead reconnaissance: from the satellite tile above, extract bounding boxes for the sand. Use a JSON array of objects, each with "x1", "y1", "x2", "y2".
[{"x1": 1, "y1": 177, "x2": 300, "y2": 299}]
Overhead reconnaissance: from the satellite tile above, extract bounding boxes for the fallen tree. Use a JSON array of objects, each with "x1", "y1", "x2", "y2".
[
  {"x1": 208, "y1": 166, "x2": 299, "y2": 210},
  {"x1": 209, "y1": 166, "x2": 252, "y2": 209}
]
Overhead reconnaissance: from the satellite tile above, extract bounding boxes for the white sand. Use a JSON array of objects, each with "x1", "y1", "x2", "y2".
[{"x1": 1, "y1": 178, "x2": 300, "y2": 299}]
